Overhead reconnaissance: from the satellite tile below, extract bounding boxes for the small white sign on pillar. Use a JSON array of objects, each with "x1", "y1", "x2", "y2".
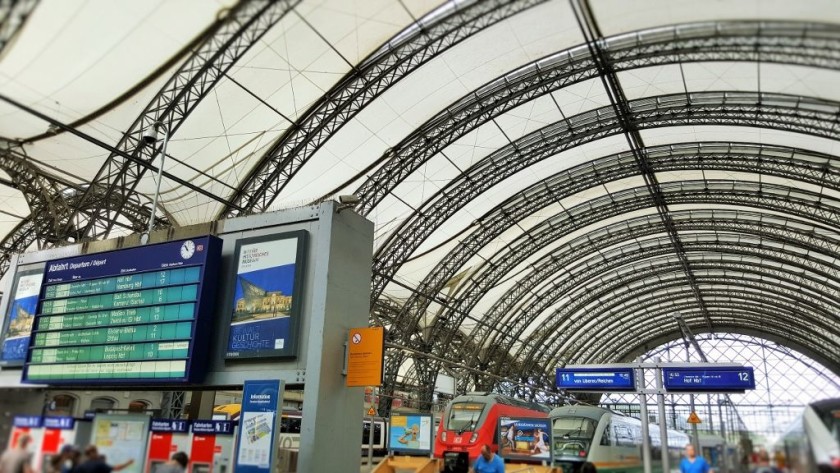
[{"x1": 434, "y1": 373, "x2": 455, "y2": 395}]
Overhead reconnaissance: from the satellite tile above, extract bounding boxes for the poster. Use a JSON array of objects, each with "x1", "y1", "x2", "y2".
[
  {"x1": 1, "y1": 269, "x2": 43, "y2": 365},
  {"x1": 498, "y1": 417, "x2": 552, "y2": 462},
  {"x1": 225, "y1": 232, "x2": 307, "y2": 359},
  {"x1": 388, "y1": 413, "x2": 433, "y2": 455},
  {"x1": 234, "y1": 380, "x2": 282, "y2": 473},
  {"x1": 92, "y1": 414, "x2": 150, "y2": 473}
]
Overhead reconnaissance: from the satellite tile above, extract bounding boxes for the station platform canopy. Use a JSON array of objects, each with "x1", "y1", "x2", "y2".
[{"x1": 0, "y1": 0, "x2": 839, "y2": 402}]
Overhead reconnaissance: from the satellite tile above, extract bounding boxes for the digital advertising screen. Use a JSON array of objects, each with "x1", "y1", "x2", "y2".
[
  {"x1": 22, "y1": 236, "x2": 222, "y2": 384},
  {"x1": 388, "y1": 413, "x2": 433, "y2": 455},
  {"x1": 498, "y1": 416, "x2": 552, "y2": 463},
  {"x1": 0, "y1": 268, "x2": 43, "y2": 366},
  {"x1": 224, "y1": 231, "x2": 307, "y2": 360}
]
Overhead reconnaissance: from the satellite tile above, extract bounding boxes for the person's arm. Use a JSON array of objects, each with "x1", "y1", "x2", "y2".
[{"x1": 111, "y1": 459, "x2": 134, "y2": 472}]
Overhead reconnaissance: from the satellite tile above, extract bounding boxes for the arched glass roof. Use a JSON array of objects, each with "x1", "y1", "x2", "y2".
[{"x1": 1, "y1": 0, "x2": 839, "y2": 405}]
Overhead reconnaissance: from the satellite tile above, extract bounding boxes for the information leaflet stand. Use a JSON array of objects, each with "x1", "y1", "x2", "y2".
[
  {"x1": 9, "y1": 416, "x2": 44, "y2": 472},
  {"x1": 497, "y1": 417, "x2": 554, "y2": 473},
  {"x1": 146, "y1": 420, "x2": 191, "y2": 473},
  {"x1": 233, "y1": 380, "x2": 283, "y2": 473},
  {"x1": 41, "y1": 417, "x2": 78, "y2": 471},
  {"x1": 190, "y1": 421, "x2": 235, "y2": 473},
  {"x1": 373, "y1": 413, "x2": 436, "y2": 473},
  {"x1": 91, "y1": 414, "x2": 150, "y2": 473}
]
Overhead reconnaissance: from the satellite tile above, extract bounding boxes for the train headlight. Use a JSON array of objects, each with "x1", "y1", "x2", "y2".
[{"x1": 470, "y1": 432, "x2": 478, "y2": 444}]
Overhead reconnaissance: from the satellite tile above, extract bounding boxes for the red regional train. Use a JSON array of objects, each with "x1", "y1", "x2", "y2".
[{"x1": 434, "y1": 392, "x2": 551, "y2": 461}]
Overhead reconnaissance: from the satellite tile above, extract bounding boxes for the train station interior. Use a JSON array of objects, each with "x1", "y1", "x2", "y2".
[{"x1": 0, "y1": 1, "x2": 838, "y2": 472}]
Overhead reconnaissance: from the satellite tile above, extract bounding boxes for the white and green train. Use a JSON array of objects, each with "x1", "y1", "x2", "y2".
[{"x1": 550, "y1": 405, "x2": 689, "y2": 473}]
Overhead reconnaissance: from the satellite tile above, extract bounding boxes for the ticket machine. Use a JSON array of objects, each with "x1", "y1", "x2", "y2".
[
  {"x1": 40, "y1": 417, "x2": 79, "y2": 472},
  {"x1": 189, "y1": 421, "x2": 236, "y2": 473},
  {"x1": 8, "y1": 416, "x2": 44, "y2": 473},
  {"x1": 145, "y1": 420, "x2": 191, "y2": 473}
]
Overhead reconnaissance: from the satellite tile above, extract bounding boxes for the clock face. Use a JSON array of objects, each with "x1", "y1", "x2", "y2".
[{"x1": 180, "y1": 240, "x2": 195, "y2": 260}]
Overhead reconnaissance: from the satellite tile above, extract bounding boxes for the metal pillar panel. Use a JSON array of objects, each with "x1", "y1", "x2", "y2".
[
  {"x1": 186, "y1": 391, "x2": 216, "y2": 420},
  {"x1": 298, "y1": 203, "x2": 374, "y2": 472},
  {"x1": 654, "y1": 359, "x2": 670, "y2": 473}
]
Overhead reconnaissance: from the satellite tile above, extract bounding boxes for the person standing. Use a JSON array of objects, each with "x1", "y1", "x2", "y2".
[
  {"x1": 73, "y1": 446, "x2": 134, "y2": 473},
  {"x1": 153, "y1": 452, "x2": 188, "y2": 473},
  {"x1": 681, "y1": 444, "x2": 713, "y2": 473},
  {"x1": 0, "y1": 434, "x2": 34, "y2": 473},
  {"x1": 471, "y1": 444, "x2": 504, "y2": 473}
]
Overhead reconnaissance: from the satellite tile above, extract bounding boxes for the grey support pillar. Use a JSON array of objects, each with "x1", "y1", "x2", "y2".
[{"x1": 297, "y1": 203, "x2": 374, "y2": 472}]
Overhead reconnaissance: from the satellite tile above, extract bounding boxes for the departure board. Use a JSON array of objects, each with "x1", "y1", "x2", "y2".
[{"x1": 22, "y1": 236, "x2": 222, "y2": 385}]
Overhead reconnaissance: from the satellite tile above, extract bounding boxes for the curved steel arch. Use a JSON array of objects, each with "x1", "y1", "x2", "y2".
[
  {"x1": 354, "y1": 21, "x2": 840, "y2": 216},
  {"x1": 419, "y1": 143, "x2": 840, "y2": 361},
  {"x1": 468, "y1": 231, "x2": 840, "y2": 377},
  {"x1": 222, "y1": 0, "x2": 546, "y2": 216},
  {"x1": 470, "y1": 210, "x2": 840, "y2": 363},
  {"x1": 524, "y1": 264, "x2": 840, "y2": 373},
  {"x1": 390, "y1": 178, "x2": 840, "y2": 350},
  {"x1": 368, "y1": 92, "x2": 840, "y2": 308},
  {"x1": 53, "y1": 0, "x2": 299, "y2": 243},
  {"x1": 469, "y1": 248, "x2": 840, "y2": 387},
  {"x1": 616, "y1": 329, "x2": 840, "y2": 379},
  {"x1": 641, "y1": 334, "x2": 840, "y2": 391},
  {"x1": 384, "y1": 179, "x2": 840, "y2": 399}
]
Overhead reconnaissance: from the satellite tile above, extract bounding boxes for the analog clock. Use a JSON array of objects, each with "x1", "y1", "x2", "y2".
[{"x1": 180, "y1": 240, "x2": 195, "y2": 259}]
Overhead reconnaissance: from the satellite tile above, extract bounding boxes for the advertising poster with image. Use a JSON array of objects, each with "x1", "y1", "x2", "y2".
[
  {"x1": 388, "y1": 413, "x2": 433, "y2": 455},
  {"x1": 498, "y1": 417, "x2": 552, "y2": 462},
  {"x1": 1, "y1": 269, "x2": 43, "y2": 365},
  {"x1": 225, "y1": 232, "x2": 307, "y2": 359},
  {"x1": 234, "y1": 380, "x2": 282, "y2": 473}
]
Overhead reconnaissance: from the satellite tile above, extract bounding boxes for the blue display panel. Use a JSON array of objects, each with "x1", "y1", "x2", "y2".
[
  {"x1": 224, "y1": 232, "x2": 307, "y2": 360},
  {"x1": 498, "y1": 417, "x2": 551, "y2": 463},
  {"x1": 662, "y1": 367, "x2": 755, "y2": 392},
  {"x1": 150, "y1": 419, "x2": 190, "y2": 433},
  {"x1": 22, "y1": 236, "x2": 222, "y2": 385},
  {"x1": 555, "y1": 368, "x2": 636, "y2": 391}
]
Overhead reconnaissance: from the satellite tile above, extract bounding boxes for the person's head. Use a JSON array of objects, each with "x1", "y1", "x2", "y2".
[
  {"x1": 59, "y1": 445, "x2": 77, "y2": 459},
  {"x1": 581, "y1": 462, "x2": 598, "y2": 473},
  {"x1": 170, "y1": 452, "x2": 188, "y2": 469},
  {"x1": 16, "y1": 434, "x2": 32, "y2": 449},
  {"x1": 685, "y1": 444, "x2": 696, "y2": 459},
  {"x1": 480, "y1": 444, "x2": 494, "y2": 461},
  {"x1": 84, "y1": 445, "x2": 99, "y2": 460}
]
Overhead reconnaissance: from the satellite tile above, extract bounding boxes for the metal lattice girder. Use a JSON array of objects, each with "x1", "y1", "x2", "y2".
[
  {"x1": 367, "y1": 91, "x2": 840, "y2": 321},
  {"x1": 221, "y1": 0, "x2": 546, "y2": 217},
  {"x1": 391, "y1": 177, "x2": 840, "y2": 388},
  {"x1": 455, "y1": 243, "x2": 840, "y2": 388},
  {"x1": 390, "y1": 144, "x2": 840, "y2": 364},
  {"x1": 354, "y1": 20, "x2": 840, "y2": 218},
  {"x1": 420, "y1": 142, "x2": 840, "y2": 355},
  {"x1": 0, "y1": 0, "x2": 38, "y2": 56},
  {"x1": 468, "y1": 213, "x2": 840, "y2": 376},
  {"x1": 525, "y1": 261, "x2": 840, "y2": 372},
  {"x1": 58, "y1": 0, "x2": 299, "y2": 242}
]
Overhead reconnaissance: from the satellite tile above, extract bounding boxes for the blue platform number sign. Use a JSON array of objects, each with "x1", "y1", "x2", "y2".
[
  {"x1": 234, "y1": 380, "x2": 283, "y2": 473},
  {"x1": 555, "y1": 367, "x2": 636, "y2": 391},
  {"x1": 662, "y1": 367, "x2": 756, "y2": 392}
]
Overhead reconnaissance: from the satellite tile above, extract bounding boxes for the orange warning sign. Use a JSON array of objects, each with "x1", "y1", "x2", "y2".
[
  {"x1": 346, "y1": 327, "x2": 384, "y2": 387},
  {"x1": 687, "y1": 412, "x2": 702, "y2": 424},
  {"x1": 367, "y1": 407, "x2": 377, "y2": 416}
]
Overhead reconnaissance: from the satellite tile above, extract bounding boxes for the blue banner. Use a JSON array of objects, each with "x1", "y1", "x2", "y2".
[
  {"x1": 225, "y1": 232, "x2": 307, "y2": 360},
  {"x1": 235, "y1": 380, "x2": 282, "y2": 473},
  {"x1": 192, "y1": 420, "x2": 235, "y2": 435},
  {"x1": 555, "y1": 367, "x2": 635, "y2": 391},
  {"x1": 13, "y1": 416, "x2": 42, "y2": 428},
  {"x1": 150, "y1": 419, "x2": 190, "y2": 433},
  {"x1": 498, "y1": 417, "x2": 552, "y2": 462},
  {"x1": 388, "y1": 414, "x2": 433, "y2": 455},
  {"x1": 43, "y1": 417, "x2": 75, "y2": 430},
  {"x1": 663, "y1": 367, "x2": 755, "y2": 392}
]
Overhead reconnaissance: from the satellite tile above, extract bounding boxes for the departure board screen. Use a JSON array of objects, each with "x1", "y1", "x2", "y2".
[{"x1": 22, "y1": 236, "x2": 222, "y2": 385}]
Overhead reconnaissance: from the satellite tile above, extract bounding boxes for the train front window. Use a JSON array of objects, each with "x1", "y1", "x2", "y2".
[
  {"x1": 446, "y1": 402, "x2": 485, "y2": 432},
  {"x1": 552, "y1": 417, "x2": 596, "y2": 458}
]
